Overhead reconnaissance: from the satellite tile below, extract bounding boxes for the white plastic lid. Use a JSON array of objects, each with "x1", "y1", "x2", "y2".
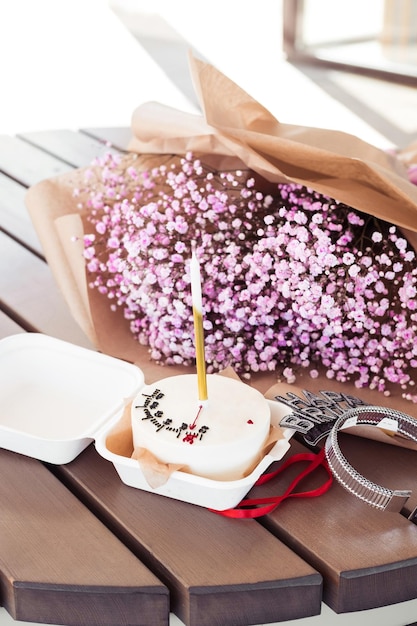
[{"x1": 0, "y1": 333, "x2": 144, "y2": 463}]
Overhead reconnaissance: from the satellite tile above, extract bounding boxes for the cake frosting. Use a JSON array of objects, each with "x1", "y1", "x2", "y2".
[{"x1": 131, "y1": 374, "x2": 271, "y2": 481}]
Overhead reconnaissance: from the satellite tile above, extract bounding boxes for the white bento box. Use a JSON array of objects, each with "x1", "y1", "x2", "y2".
[{"x1": 0, "y1": 333, "x2": 294, "y2": 510}]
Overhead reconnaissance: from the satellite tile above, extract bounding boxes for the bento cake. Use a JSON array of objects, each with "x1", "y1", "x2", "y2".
[{"x1": 131, "y1": 374, "x2": 271, "y2": 481}]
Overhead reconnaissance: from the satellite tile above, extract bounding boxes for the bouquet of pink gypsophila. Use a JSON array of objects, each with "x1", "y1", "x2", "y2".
[{"x1": 74, "y1": 150, "x2": 417, "y2": 402}]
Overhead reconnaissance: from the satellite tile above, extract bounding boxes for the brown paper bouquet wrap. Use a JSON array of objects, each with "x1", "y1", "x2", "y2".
[{"x1": 26, "y1": 52, "x2": 417, "y2": 454}]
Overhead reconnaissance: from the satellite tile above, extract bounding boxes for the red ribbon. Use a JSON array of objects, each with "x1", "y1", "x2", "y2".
[{"x1": 210, "y1": 447, "x2": 333, "y2": 519}]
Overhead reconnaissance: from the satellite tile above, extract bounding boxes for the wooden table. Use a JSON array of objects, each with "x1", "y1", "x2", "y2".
[{"x1": 2, "y1": 127, "x2": 417, "y2": 626}]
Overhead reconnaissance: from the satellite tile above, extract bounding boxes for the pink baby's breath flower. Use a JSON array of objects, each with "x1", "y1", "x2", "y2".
[
  {"x1": 74, "y1": 151, "x2": 417, "y2": 401},
  {"x1": 283, "y1": 367, "x2": 296, "y2": 384}
]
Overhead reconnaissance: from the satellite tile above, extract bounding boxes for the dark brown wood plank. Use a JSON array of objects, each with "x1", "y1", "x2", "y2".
[
  {"x1": 19, "y1": 130, "x2": 119, "y2": 169},
  {"x1": 250, "y1": 438, "x2": 417, "y2": 614},
  {"x1": 55, "y1": 445, "x2": 323, "y2": 626},
  {"x1": 0, "y1": 173, "x2": 43, "y2": 255},
  {"x1": 0, "y1": 231, "x2": 92, "y2": 347},
  {"x1": 0, "y1": 449, "x2": 168, "y2": 626},
  {"x1": 0, "y1": 136, "x2": 72, "y2": 187}
]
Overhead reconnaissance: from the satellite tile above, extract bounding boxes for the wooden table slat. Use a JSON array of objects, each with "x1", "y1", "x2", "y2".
[
  {"x1": 19, "y1": 130, "x2": 120, "y2": 170},
  {"x1": 81, "y1": 127, "x2": 133, "y2": 152},
  {"x1": 251, "y1": 438, "x2": 417, "y2": 613},
  {"x1": 0, "y1": 136, "x2": 72, "y2": 188},
  {"x1": 0, "y1": 449, "x2": 168, "y2": 626},
  {"x1": 0, "y1": 173, "x2": 44, "y2": 256},
  {"x1": 0, "y1": 311, "x2": 24, "y2": 338},
  {"x1": 55, "y1": 445, "x2": 323, "y2": 626},
  {"x1": 0, "y1": 231, "x2": 92, "y2": 347}
]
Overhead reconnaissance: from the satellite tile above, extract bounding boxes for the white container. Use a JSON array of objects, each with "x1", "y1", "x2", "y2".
[
  {"x1": 0, "y1": 333, "x2": 144, "y2": 464},
  {"x1": 96, "y1": 399, "x2": 293, "y2": 510},
  {"x1": 0, "y1": 333, "x2": 293, "y2": 509}
]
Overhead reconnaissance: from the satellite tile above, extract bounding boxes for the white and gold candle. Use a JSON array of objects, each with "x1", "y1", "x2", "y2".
[{"x1": 190, "y1": 245, "x2": 208, "y2": 402}]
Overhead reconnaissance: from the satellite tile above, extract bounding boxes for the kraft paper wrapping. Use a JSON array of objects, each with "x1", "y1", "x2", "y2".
[
  {"x1": 130, "y1": 54, "x2": 417, "y2": 232},
  {"x1": 25, "y1": 52, "x2": 417, "y2": 423}
]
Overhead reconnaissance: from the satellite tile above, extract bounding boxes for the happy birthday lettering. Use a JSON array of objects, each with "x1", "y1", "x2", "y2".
[
  {"x1": 135, "y1": 388, "x2": 209, "y2": 444},
  {"x1": 276, "y1": 389, "x2": 368, "y2": 445}
]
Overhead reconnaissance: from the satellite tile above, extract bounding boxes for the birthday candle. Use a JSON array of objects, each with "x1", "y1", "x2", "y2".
[{"x1": 190, "y1": 246, "x2": 208, "y2": 402}]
